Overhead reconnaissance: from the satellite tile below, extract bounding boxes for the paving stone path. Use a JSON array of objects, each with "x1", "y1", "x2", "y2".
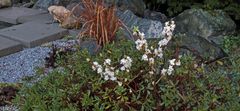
[{"x1": 0, "y1": 7, "x2": 72, "y2": 57}]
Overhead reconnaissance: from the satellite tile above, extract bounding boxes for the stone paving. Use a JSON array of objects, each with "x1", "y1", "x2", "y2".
[
  {"x1": 0, "y1": 7, "x2": 72, "y2": 57},
  {"x1": 0, "y1": 22, "x2": 68, "y2": 48},
  {"x1": 0, "y1": 36, "x2": 23, "y2": 57},
  {"x1": 0, "y1": 7, "x2": 47, "y2": 24}
]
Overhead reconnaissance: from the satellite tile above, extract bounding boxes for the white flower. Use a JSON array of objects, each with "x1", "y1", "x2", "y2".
[
  {"x1": 149, "y1": 58, "x2": 155, "y2": 65},
  {"x1": 93, "y1": 62, "x2": 99, "y2": 66},
  {"x1": 107, "y1": 71, "x2": 115, "y2": 77},
  {"x1": 149, "y1": 71, "x2": 154, "y2": 74},
  {"x1": 97, "y1": 67, "x2": 103, "y2": 74},
  {"x1": 169, "y1": 59, "x2": 176, "y2": 66},
  {"x1": 139, "y1": 32, "x2": 145, "y2": 39},
  {"x1": 167, "y1": 65, "x2": 174, "y2": 75},
  {"x1": 145, "y1": 49, "x2": 151, "y2": 54},
  {"x1": 117, "y1": 81, "x2": 123, "y2": 86},
  {"x1": 161, "y1": 68, "x2": 167, "y2": 75},
  {"x1": 86, "y1": 58, "x2": 90, "y2": 62},
  {"x1": 120, "y1": 56, "x2": 133, "y2": 72},
  {"x1": 92, "y1": 61, "x2": 101, "y2": 71},
  {"x1": 150, "y1": 46, "x2": 154, "y2": 50},
  {"x1": 92, "y1": 65, "x2": 97, "y2": 71},
  {"x1": 120, "y1": 58, "x2": 127, "y2": 65},
  {"x1": 158, "y1": 38, "x2": 169, "y2": 47},
  {"x1": 154, "y1": 48, "x2": 163, "y2": 58},
  {"x1": 162, "y1": 20, "x2": 175, "y2": 38},
  {"x1": 126, "y1": 56, "x2": 133, "y2": 63},
  {"x1": 175, "y1": 60, "x2": 181, "y2": 66},
  {"x1": 104, "y1": 59, "x2": 111, "y2": 65},
  {"x1": 104, "y1": 75, "x2": 109, "y2": 80},
  {"x1": 110, "y1": 76, "x2": 117, "y2": 81},
  {"x1": 165, "y1": 21, "x2": 170, "y2": 26},
  {"x1": 129, "y1": 89, "x2": 132, "y2": 93},
  {"x1": 142, "y1": 54, "x2": 148, "y2": 61},
  {"x1": 135, "y1": 39, "x2": 147, "y2": 50},
  {"x1": 133, "y1": 31, "x2": 137, "y2": 36},
  {"x1": 120, "y1": 66, "x2": 126, "y2": 71}
]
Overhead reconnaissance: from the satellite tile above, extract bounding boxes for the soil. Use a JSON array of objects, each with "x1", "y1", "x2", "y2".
[{"x1": 0, "y1": 86, "x2": 19, "y2": 106}]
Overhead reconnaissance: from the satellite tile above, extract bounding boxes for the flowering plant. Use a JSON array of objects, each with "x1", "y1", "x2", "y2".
[{"x1": 90, "y1": 21, "x2": 181, "y2": 85}]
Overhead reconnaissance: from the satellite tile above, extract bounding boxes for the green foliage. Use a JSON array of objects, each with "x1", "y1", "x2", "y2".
[
  {"x1": 144, "y1": 0, "x2": 240, "y2": 20},
  {"x1": 14, "y1": 39, "x2": 240, "y2": 110},
  {"x1": 222, "y1": 34, "x2": 240, "y2": 53}
]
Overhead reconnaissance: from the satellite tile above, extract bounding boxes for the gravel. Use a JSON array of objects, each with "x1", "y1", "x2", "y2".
[
  {"x1": 0, "y1": 105, "x2": 19, "y2": 111},
  {"x1": 0, "y1": 39, "x2": 79, "y2": 83},
  {"x1": 0, "y1": 47, "x2": 51, "y2": 83}
]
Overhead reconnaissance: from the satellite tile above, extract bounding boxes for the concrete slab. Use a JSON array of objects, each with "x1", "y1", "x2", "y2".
[
  {"x1": 0, "y1": 36, "x2": 23, "y2": 57},
  {"x1": 0, "y1": 7, "x2": 47, "y2": 24},
  {"x1": 0, "y1": 22, "x2": 69, "y2": 48},
  {"x1": 17, "y1": 13, "x2": 54, "y2": 24}
]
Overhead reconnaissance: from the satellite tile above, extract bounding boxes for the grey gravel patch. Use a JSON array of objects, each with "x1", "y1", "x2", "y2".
[
  {"x1": 0, "y1": 39, "x2": 80, "y2": 83},
  {"x1": 0, "y1": 105, "x2": 19, "y2": 111},
  {"x1": 0, "y1": 47, "x2": 51, "y2": 83}
]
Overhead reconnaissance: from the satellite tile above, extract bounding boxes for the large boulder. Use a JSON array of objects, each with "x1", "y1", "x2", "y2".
[
  {"x1": 0, "y1": 0, "x2": 11, "y2": 8},
  {"x1": 174, "y1": 9, "x2": 236, "y2": 44},
  {"x1": 143, "y1": 9, "x2": 167, "y2": 23},
  {"x1": 175, "y1": 34, "x2": 227, "y2": 63},
  {"x1": 105, "y1": 0, "x2": 146, "y2": 17},
  {"x1": 117, "y1": 10, "x2": 163, "y2": 39}
]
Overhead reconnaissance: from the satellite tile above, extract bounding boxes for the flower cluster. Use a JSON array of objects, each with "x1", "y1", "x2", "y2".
[
  {"x1": 134, "y1": 32, "x2": 148, "y2": 50},
  {"x1": 161, "y1": 58, "x2": 181, "y2": 75},
  {"x1": 120, "y1": 56, "x2": 133, "y2": 72},
  {"x1": 92, "y1": 59, "x2": 116, "y2": 81},
  {"x1": 162, "y1": 21, "x2": 176, "y2": 39},
  {"x1": 91, "y1": 20, "x2": 179, "y2": 85},
  {"x1": 134, "y1": 20, "x2": 178, "y2": 75},
  {"x1": 91, "y1": 56, "x2": 132, "y2": 85}
]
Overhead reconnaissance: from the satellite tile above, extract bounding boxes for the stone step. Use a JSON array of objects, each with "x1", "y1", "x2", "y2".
[
  {"x1": 17, "y1": 13, "x2": 54, "y2": 24},
  {"x1": 0, "y1": 36, "x2": 23, "y2": 57},
  {"x1": 0, "y1": 7, "x2": 47, "y2": 24},
  {"x1": 0, "y1": 22, "x2": 69, "y2": 48}
]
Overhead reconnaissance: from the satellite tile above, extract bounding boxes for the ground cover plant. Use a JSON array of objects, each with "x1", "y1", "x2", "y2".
[{"x1": 12, "y1": 21, "x2": 240, "y2": 110}]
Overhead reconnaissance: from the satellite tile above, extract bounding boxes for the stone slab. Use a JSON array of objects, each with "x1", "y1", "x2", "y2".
[
  {"x1": 0, "y1": 7, "x2": 47, "y2": 24},
  {"x1": 17, "y1": 13, "x2": 54, "y2": 24},
  {"x1": 0, "y1": 22, "x2": 69, "y2": 48},
  {"x1": 0, "y1": 36, "x2": 23, "y2": 57},
  {"x1": 68, "y1": 29, "x2": 80, "y2": 37}
]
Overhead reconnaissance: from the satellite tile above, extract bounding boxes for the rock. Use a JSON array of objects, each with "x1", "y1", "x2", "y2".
[
  {"x1": 175, "y1": 34, "x2": 227, "y2": 63},
  {"x1": 66, "y1": 2, "x2": 84, "y2": 17},
  {"x1": 48, "y1": 5, "x2": 81, "y2": 29},
  {"x1": 79, "y1": 39, "x2": 100, "y2": 55},
  {"x1": 0, "y1": 0, "x2": 11, "y2": 8},
  {"x1": 105, "y1": 0, "x2": 146, "y2": 17},
  {"x1": 117, "y1": 10, "x2": 163, "y2": 39},
  {"x1": 33, "y1": 0, "x2": 60, "y2": 10},
  {"x1": 21, "y1": 2, "x2": 34, "y2": 8},
  {"x1": 143, "y1": 9, "x2": 167, "y2": 22},
  {"x1": 174, "y1": 9, "x2": 236, "y2": 44}
]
